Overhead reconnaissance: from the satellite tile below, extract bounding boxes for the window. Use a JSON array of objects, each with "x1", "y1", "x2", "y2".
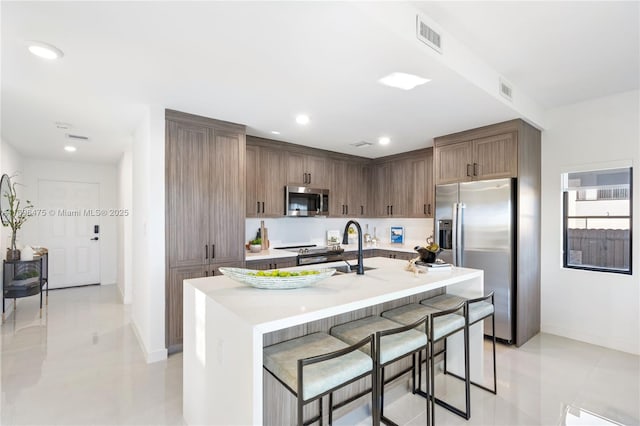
[{"x1": 562, "y1": 167, "x2": 632, "y2": 274}]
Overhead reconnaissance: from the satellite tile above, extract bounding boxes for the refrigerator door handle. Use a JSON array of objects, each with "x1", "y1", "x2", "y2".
[
  {"x1": 452, "y1": 202, "x2": 465, "y2": 266},
  {"x1": 457, "y1": 203, "x2": 465, "y2": 265},
  {"x1": 452, "y1": 203, "x2": 459, "y2": 266}
]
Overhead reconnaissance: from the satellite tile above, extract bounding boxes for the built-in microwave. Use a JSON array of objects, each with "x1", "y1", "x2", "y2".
[{"x1": 285, "y1": 186, "x2": 329, "y2": 217}]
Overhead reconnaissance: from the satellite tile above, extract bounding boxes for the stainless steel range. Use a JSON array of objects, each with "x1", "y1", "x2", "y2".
[{"x1": 277, "y1": 245, "x2": 345, "y2": 266}]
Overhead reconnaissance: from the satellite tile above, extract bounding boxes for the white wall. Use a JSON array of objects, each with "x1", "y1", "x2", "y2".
[
  {"x1": 1, "y1": 139, "x2": 25, "y2": 318},
  {"x1": 131, "y1": 105, "x2": 167, "y2": 363},
  {"x1": 541, "y1": 90, "x2": 640, "y2": 355},
  {"x1": 19, "y1": 159, "x2": 119, "y2": 286},
  {"x1": 246, "y1": 217, "x2": 434, "y2": 247},
  {"x1": 117, "y1": 150, "x2": 133, "y2": 304}
]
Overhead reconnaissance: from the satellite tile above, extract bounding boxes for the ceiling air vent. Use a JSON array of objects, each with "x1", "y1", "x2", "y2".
[
  {"x1": 350, "y1": 141, "x2": 373, "y2": 148},
  {"x1": 416, "y1": 15, "x2": 442, "y2": 53},
  {"x1": 499, "y1": 78, "x2": 513, "y2": 101},
  {"x1": 66, "y1": 133, "x2": 90, "y2": 141}
]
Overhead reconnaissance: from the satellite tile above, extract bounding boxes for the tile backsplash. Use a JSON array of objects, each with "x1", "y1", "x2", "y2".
[{"x1": 246, "y1": 217, "x2": 434, "y2": 247}]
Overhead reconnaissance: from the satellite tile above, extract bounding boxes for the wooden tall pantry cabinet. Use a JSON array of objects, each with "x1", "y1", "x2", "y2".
[{"x1": 165, "y1": 110, "x2": 245, "y2": 351}]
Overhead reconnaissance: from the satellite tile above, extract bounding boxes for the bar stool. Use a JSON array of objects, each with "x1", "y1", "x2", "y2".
[
  {"x1": 330, "y1": 315, "x2": 429, "y2": 426},
  {"x1": 381, "y1": 302, "x2": 469, "y2": 425},
  {"x1": 263, "y1": 332, "x2": 375, "y2": 426},
  {"x1": 421, "y1": 291, "x2": 497, "y2": 394}
]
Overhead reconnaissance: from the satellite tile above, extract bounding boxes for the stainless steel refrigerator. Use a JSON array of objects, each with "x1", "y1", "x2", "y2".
[{"x1": 435, "y1": 178, "x2": 516, "y2": 343}]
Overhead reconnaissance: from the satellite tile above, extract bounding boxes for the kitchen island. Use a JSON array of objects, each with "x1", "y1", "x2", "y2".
[{"x1": 183, "y1": 257, "x2": 484, "y2": 426}]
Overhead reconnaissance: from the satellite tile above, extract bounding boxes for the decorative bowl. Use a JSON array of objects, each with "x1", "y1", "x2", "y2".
[{"x1": 218, "y1": 267, "x2": 336, "y2": 290}]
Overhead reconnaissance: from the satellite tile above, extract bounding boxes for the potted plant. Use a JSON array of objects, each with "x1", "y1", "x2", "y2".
[
  {"x1": 0, "y1": 175, "x2": 33, "y2": 261},
  {"x1": 249, "y1": 238, "x2": 262, "y2": 253}
]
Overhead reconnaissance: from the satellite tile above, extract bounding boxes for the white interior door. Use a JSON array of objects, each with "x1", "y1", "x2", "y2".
[{"x1": 37, "y1": 180, "x2": 101, "y2": 289}]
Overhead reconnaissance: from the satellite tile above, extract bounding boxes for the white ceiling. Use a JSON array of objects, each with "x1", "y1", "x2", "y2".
[{"x1": 2, "y1": 1, "x2": 638, "y2": 164}]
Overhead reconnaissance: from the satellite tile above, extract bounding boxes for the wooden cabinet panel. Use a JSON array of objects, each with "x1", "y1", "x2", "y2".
[
  {"x1": 372, "y1": 163, "x2": 391, "y2": 217},
  {"x1": 247, "y1": 142, "x2": 286, "y2": 217},
  {"x1": 166, "y1": 120, "x2": 210, "y2": 268},
  {"x1": 434, "y1": 132, "x2": 517, "y2": 184},
  {"x1": 407, "y1": 149, "x2": 434, "y2": 218},
  {"x1": 210, "y1": 129, "x2": 245, "y2": 264},
  {"x1": 330, "y1": 159, "x2": 368, "y2": 217},
  {"x1": 472, "y1": 132, "x2": 517, "y2": 180},
  {"x1": 167, "y1": 265, "x2": 207, "y2": 350},
  {"x1": 246, "y1": 258, "x2": 297, "y2": 270},
  {"x1": 246, "y1": 145, "x2": 259, "y2": 217},
  {"x1": 165, "y1": 110, "x2": 246, "y2": 351},
  {"x1": 305, "y1": 154, "x2": 327, "y2": 187},
  {"x1": 260, "y1": 148, "x2": 286, "y2": 216},
  {"x1": 330, "y1": 159, "x2": 348, "y2": 216},
  {"x1": 286, "y1": 152, "x2": 306, "y2": 184},
  {"x1": 286, "y1": 152, "x2": 327, "y2": 187},
  {"x1": 390, "y1": 162, "x2": 408, "y2": 217},
  {"x1": 435, "y1": 141, "x2": 473, "y2": 185}
]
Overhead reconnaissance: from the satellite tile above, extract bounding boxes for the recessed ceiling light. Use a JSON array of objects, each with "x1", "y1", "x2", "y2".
[
  {"x1": 64, "y1": 145, "x2": 77, "y2": 152},
  {"x1": 271, "y1": 131, "x2": 281, "y2": 135},
  {"x1": 378, "y1": 72, "x2": 430, "y2": 90},
  {"x1": 378, "y1": 137, "x2": 391, "y2": 146},
  {"x1": 28, "y1": 41, "x2": 64, "y2": 60},
  {"x1": 295, "y1": 114, "x2": 310, "y2": 125}
]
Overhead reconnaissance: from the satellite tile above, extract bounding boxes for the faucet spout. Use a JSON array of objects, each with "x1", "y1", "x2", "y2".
[{"x1": 342, "y1": 220, "x2": 364, "y2": 275}]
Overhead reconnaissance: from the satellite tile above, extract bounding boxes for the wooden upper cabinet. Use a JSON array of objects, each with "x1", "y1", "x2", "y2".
[
  {"x1": 434, "y1": 132, "x2": 517, "y2": 184},
  {"x1": 435, "y1": 141, "x2": 473, "y2": 184},
  {"x1": 407, "y1": 149, "x2": 434, "y2": 218},
  {"x1": 472, "y1": 132, "x2": 517, "y2": 180},
  {"x1": 330, "y1": 159, "x2": 348, "y2": 216},
  {"x1": 246, "y1": 144, "x2": 259, "y2": 217},
  {"x1": 166, "y1": 120, "x2": 210, "y2": 268},
  {"x1": 348, "y1": 163, "x2": 368, "y2": 217},
  {"x1": 330, "y1": 159, "x2": 368, "y2": 217},
  {"x1": 259, "y1": 147, "x2": 286, "y2": 216},
  {"x1": 246, "y1": 141, "x2": 286, "y2": 217},
  {"x1": 286, "y1": 152, "x2": 327, "y2": 187},
  {"x1": 370, "y1": 149, "x2": 432, "y2": 218}
]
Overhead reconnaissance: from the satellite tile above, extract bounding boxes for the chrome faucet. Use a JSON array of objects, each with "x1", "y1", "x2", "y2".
[{"x1": 342, "y1": 220, "x2": 364, "y2": 275}]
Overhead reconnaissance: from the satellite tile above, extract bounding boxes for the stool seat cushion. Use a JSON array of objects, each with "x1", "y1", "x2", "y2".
[
  {"x1": 382, "y1": 304, "x2": 465, "y2": 341},
  {"x1": 421, "y1": 294, "x2": 494, "y2": 323},
  {"x1": 331, "y1": 316, "x2": 427, "y2": 365},
  {"x1": 420, "y1": 294, "x2": 466, "y2": 310},
  {"x1": 263, "y1": 332, "x2": 372, "y2": 400}
]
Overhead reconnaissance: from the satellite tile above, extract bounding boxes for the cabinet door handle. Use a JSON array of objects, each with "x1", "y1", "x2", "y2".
[
  {"x1": 473, "y1": 163, "x2": 479, "y2": 176},
  {"x1": 390, "y1": 205, "x2": 393, "y2": 216},
  {"x1": 346, "y1": 205, "x2": 348, "y2": 215},
  {"x1": 205, "y1": 244, "x2": 208, "y2": 260},
  {"x1": 308, "y1": 173, "x2": 312, "y2": 184},
  {"x1": 424, "y1": 204, "x2": 426, "y2": 215},
  {"x1": 466, "y1": 163, "x2": 473, "y2": 177},
  {"x1": 204, "y1": 270, "x2": 209, "y2": 277},
  {"x1": 261, "y1": 202, "x2": 265, "y2": 213},
  {"x1": 257, "y1": 201, "x2": 260, "y2": 214},
  {"x1": 386, "y1": 205, "x2": 389, "y2": 215},
  {"x1": 211, "y1": 244, "x2": 215, "y2": 259},
  {"x1": 428, "y1": 204, "x2": 432, "y2": 215},
  {"x1": 360, "y1": 205, "x2": 363, "y2": 215}
]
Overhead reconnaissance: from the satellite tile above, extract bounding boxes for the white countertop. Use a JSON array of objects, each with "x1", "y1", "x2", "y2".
[
  {"x1": 244, "y1": 241, "x2": 422, "y2": 261},
  {"x1": 186, "y1": 257, "x2": 482, "y2": 334}
]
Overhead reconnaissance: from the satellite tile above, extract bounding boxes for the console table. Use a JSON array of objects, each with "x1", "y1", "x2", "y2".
[{"x1": 2, "y1": 253, "x2": 49, "y2": 322}]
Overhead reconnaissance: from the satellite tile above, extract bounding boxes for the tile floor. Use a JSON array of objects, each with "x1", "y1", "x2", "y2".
[{"x1": 1, "y1": 285, "x2": 638, "y2": 425}]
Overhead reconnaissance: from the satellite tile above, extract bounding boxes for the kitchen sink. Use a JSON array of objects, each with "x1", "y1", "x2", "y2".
[{"x1": 333, "y1": 265, "x2": 376, "y2": 274}]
